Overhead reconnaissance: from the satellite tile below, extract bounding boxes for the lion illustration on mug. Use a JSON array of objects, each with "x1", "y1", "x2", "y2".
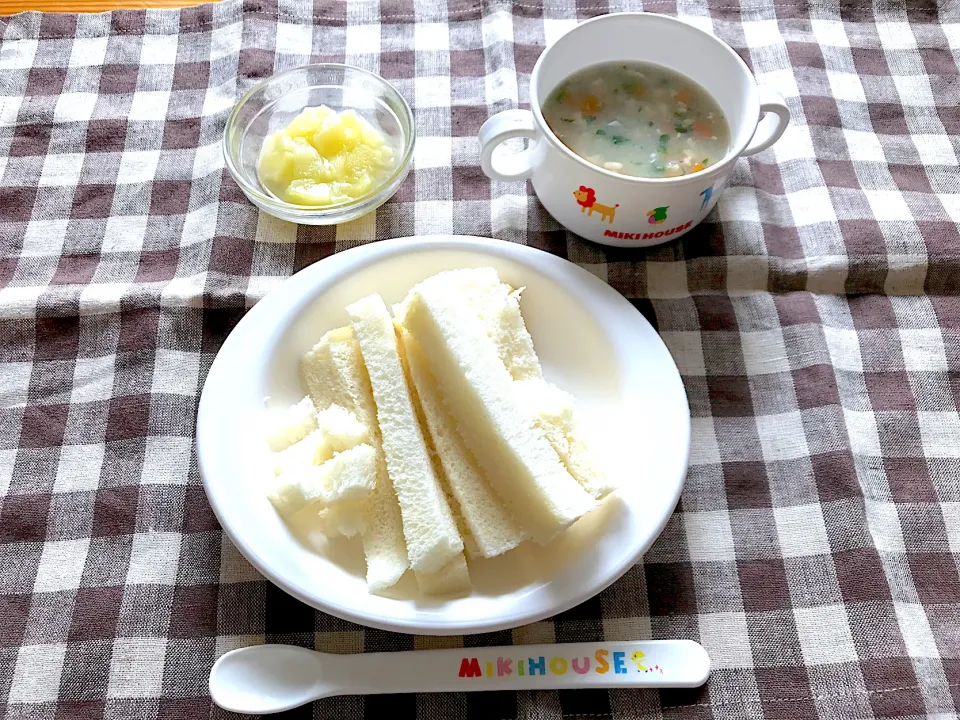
[{"x1": 573, "y1": 186, "x2": 618, "y2": 224}]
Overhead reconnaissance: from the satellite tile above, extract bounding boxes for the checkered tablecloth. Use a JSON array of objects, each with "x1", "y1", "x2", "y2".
[{"x1": 1, "y1": 0, "x2": 959, "y2": 717}]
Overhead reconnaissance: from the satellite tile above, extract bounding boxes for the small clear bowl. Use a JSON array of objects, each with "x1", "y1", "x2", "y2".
[{"x1": 223, "y1": 64, "x2": 415, "y2": 225}]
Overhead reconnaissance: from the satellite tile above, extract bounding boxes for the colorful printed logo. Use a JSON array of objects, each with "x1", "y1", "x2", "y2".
[
  {"x1": 647, "y1": 206, "x2": 669, "y2": 224},
  {"x1": 457, "y1": 648, "x2": 665, "y2": 679},
  {"x1": 700, "y1": 185, "x2": 713, "y2": 211},
  {"x1": 604, "y1": 222, "x2": 692, "y2": 242},
  {"x1": 573, "y1": 185, "x2": 619, "y2": 224}
]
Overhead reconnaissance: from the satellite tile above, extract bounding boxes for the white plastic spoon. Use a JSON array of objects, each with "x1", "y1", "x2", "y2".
[{"x1": 210, "y1": 639, "x2": 710, "y2": 714}]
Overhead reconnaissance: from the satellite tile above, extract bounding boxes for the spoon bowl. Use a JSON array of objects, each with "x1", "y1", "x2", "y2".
[{"x1": 209, "y1": 645, "x2": 334, "y2": 714}]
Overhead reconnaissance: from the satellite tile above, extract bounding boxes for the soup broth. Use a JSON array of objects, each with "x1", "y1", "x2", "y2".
[{"x1": 542, "y1": 62, "x2": 730, "y2": 179}]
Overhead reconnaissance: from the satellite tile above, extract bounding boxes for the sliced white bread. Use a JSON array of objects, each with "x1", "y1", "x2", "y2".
[
  {"x1": 268, "y1": 443, "x2": 376, "y2": 518},
  {"x1": 312, "y1": 443, "x2": 378, "y2": 537},
  {"x1": 416, "y1": 267, "x2": 614, "y2": 500},
  {"x1": 301, "y1": 327, "x2": 409, "y2": 593},
  {"x1": 266, "y1": 466, "x2": 324, "y2": 518},
  {"x1": 397, "y1": 281, "x2": 596, "y2": 544},
  {"x1": 272, "y1": 429, "x2": 328, "y2": 476},
  {"x1": 315, "y1": 443, "x2": 378, "y2": 503},
  {"x1": 396, "y1": 325, "x2": 478, "y2": 559},
  {"x1": 346, "y1": 294, "x2": 463, "y2": 574},
  {"x1": 415, "y1": 552, "x2": 471, "y2": 596},
  {"x1": 271, "y1": 403, "x2": 369, "y2": 476},
  {"x1": 397, "y1": 328, "x2": 473, "y2": 595},
  {"x1": 433, "y1": 267, "x2": 543, "y2": 382},
  {"x1": 515, "y1": 379, "x2": 615, "y2": 499},
  {"x1": 315, "y1": 403, "x2": 369, "y2": 452},
  {"x1": 399, "y1": 325, "x2": 526, "y2": 558},
  {"x1": 263, "y1": 396, "x2": 318, "y2": 451},
  {"x1": 301, "y1": 328, "x2": 352, "y2": 409},
  {"x1": 317, "y1": 502, "x2": 366, "y2": 538}
]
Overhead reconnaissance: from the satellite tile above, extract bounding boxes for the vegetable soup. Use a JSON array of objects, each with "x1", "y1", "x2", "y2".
[{"x1": 542, "y1": 62, "x2": 730, "y2": 179}]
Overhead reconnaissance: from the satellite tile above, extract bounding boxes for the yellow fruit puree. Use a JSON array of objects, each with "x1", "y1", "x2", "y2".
[{"x1": 257, "y1": 105, "x2": 396, "y2": 206}]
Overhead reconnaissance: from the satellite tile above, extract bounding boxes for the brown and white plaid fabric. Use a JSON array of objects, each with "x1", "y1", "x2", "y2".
[{"x1": 1, "y1": 0, "x2": 958, "y2": 717}]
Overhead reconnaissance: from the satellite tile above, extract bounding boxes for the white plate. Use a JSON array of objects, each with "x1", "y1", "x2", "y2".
[{"x1": 197, "y1": 236, "x2": 689, "y2": 635}]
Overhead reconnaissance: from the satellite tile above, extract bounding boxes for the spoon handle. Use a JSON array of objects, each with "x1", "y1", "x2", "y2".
[{"x1": 337, "y1": 640, "x2": 709, "y2": 695}]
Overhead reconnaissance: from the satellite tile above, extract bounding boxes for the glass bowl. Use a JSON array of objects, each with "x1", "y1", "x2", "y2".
[{"x1": 223, "y1": 64, "x2": 415, "y2": 225}]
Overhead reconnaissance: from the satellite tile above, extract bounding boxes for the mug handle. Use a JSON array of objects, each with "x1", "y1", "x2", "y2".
[
  {"x1": 479, "y1": 109, "x2": 539, "y2": 182},
  {"x1": 742, "y1": 86, "x2": 790, "y2": 156}
]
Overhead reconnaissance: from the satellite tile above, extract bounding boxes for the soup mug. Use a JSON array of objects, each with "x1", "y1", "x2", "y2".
[{"x1": 479, "y1": 13, "x2": 789, "y2": 247}]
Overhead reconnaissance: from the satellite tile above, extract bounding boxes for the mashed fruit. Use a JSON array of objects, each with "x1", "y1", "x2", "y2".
[{"x1": 257, "y1": 105, "x2": 396, "y2": 206}]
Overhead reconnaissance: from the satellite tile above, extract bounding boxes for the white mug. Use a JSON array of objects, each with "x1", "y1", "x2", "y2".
[{"x1": 479, "y1": 13, "x2": 789, "y2": 248}]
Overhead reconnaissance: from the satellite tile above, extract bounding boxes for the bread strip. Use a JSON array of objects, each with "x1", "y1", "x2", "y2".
[
  {"x1": 400, "y1": 326, "x2": 526, "y2": 558},
  {"x1": 416, "y1": 267, "x2": 615, "y2": 499},
  {"x1": 347, "y1": 294, "x2": 463, "y2": 574},
  {"x1": 301, "y1": 327, "x2": 408, "y2": 593},
  {"x1": 398, "y1": 282, "x2": 595, "y2": 544}
]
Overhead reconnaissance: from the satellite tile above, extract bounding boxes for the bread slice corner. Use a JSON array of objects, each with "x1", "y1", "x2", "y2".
[
  {"x1": 415, "y1": 552, "x2": 471, "y2": 596},
  {"x1": 263, "y1": 396, "x2": 318, "y2": 452}
]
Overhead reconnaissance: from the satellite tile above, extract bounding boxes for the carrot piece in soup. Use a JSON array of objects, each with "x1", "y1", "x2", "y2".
[
  {"x1": 691, "y1": 162, "x2": 706, "y2": 172},
  {"x1": 581, "y1": 95, "x2": 602, "y2": 114},
  {"x1": 693, "y1": 119, "x2": 713, "y2": 138},
  {"x1": 673, "y1": 87, "x2": 693, "y2": 105}
]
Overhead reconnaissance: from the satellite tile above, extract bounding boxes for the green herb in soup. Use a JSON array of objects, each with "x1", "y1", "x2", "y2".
[{"x1": 543, "y1": 62, "x2": 730, "y2": 178}]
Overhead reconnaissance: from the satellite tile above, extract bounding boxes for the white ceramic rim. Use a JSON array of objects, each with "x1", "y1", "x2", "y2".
[
  {"x1": 529, "y1": 12, "x2": 760, "y2": 186},
  {"x1": 197, "y1": 236, "x2": 691, "y2": 634}
]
